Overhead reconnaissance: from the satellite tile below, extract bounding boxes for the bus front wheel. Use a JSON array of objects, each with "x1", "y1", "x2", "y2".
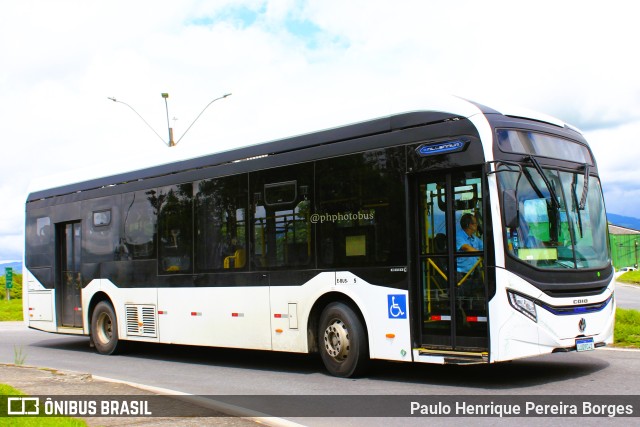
[
  {"x1": 318, "y1": 302, "x2": 369, "y2": 377},
  {"x1": 91, "y1": 301, "x2": 121, "y2": 355}
]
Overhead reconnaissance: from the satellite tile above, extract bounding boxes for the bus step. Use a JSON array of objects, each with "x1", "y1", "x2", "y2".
[
  {"x1": 416, "y1": 348, "x2": 488, "y2": 364},
  {"x1": 56, "y1": 326, "x2": 85, "y2": 335}
]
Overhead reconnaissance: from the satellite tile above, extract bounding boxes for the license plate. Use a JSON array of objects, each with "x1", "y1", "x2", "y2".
[{"x1": 576, "y1": 337, "x2": 594, "y2": 352}]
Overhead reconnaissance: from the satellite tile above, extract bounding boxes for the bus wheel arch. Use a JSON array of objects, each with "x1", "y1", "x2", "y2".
[
  {"x1": 308, "y1": 293, "x2": 370, "y2": 377},
  {"x1": 89, "y1": 293, "x2": 122, "y2": 355}
]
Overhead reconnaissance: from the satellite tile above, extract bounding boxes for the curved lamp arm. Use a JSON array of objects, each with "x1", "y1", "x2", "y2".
[
  {"x1": 108, "y1": 97, "x2": 168, "y2": 146},
  {"x1": 175, "y1": 93, "x2": 232, "y2": 145}
]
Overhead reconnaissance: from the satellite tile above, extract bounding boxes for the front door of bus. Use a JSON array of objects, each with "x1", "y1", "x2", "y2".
[
  {"x1": 57, "y1": 221, "x2": 82, "y2": 328},
  {"x1": 415, "y1": 170, "x2": 488, "y2": 351}
]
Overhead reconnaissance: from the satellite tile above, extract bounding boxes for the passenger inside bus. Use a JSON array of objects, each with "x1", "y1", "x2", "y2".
[{"x1": 223, "y1": 237, "x2": 246, "y2": 269}]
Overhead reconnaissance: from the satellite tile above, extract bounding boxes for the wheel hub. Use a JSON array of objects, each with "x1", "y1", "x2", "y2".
[
  {"x1": 323, "y1": 319, "x2": 350, "y2": 360},
  {"x1": 96, "y1": 312, "x2": 113, "y2": 344}
]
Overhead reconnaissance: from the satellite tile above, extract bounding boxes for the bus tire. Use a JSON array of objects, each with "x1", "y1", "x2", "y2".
[
  {"x1": 318, "y1": 302, "x2": 369, "y2": 377},
  {"x1": 91, "y1": 301, "x2": 121, "y2": 355}
]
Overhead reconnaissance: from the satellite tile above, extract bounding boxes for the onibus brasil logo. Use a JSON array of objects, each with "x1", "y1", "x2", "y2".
[{"x1": 5, "y1": 396, "x2": 152, "y2": 416}]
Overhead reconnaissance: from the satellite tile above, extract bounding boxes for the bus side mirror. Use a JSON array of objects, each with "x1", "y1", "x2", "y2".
[{"x1": 503, "y1": 190, "x2": 518, "y2": 229}]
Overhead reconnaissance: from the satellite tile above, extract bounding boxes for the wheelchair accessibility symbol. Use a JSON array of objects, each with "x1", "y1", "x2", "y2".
[{"x1": 387, "y1": 294, "x2": 407, "y2": 319}]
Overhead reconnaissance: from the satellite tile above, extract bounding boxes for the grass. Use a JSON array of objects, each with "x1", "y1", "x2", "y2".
[
  {"x1": 614, "y1": 308, "x2": 640, "y2": 348},
  {"x1": 0, "y1": 384, "x2": 24, "y2": 395},
  {"x1": 0, "y1": 298, "x2": 23, "y2": 321},
  {"x1": 614, "y1": 274, "x2": 640, "y2": 347},
  {"x1": 618, "y1": 270, "x2": 640, "y2": 285},
  {"x1": 0, "y1": 385, "x2": 87, "y2": 426},
  {"x1": 14, "y1": 345, "x2": 27, "y2": 366}
]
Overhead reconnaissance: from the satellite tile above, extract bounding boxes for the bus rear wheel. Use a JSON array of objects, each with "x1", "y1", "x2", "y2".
[
  {"x1": 91, "y1": 301, "x2": 121, "y2": 355},
  {"x1": 318, "y1": 302, "x2": 369, "y2": 377}
]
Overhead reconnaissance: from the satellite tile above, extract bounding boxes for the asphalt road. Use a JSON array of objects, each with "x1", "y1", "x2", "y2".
[
  {"x1": 1, "y1": 321, "x2": 639, "y2": 426},
  {"x1": 1, "y1": 277, "x2": 637, "y2": 426},
  {"x1": 615, "y1": 276, "x2": 640, "y2": 310}
]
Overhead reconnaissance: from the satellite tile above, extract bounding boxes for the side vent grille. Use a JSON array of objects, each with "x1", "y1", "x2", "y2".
[{"x1": 125, "y1": 304, "x2": 157, "y2": 338}]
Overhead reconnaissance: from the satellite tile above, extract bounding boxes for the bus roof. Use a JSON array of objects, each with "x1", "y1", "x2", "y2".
[{"x1": 26, "y1": 96, "x2": 577, "y2": 203}]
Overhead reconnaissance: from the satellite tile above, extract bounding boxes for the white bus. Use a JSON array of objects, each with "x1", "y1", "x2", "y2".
[{"x1": 24, "y1": 97, "x2": 614, "y2": 377}]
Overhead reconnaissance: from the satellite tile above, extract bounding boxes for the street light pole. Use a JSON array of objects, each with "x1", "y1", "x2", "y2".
[
  {"x1": 108, "y1": 92, "x2": 231, "y2": 147},
  {"x1": 161, "y1": 93, "x2": 175, "y2": 147}
]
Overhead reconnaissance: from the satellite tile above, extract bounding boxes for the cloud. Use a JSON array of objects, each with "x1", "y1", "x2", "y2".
[
  {"x1": 585, "y1": 120, "x2": 640, "y2": 217},
  {"x1": 2, "y1": 0, "x2": 640, "y2": 261}
]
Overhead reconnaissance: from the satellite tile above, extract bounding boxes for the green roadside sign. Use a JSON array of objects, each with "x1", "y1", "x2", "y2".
[{"x1": 5, "y1": 267, "x2": 12, "y2": 289}]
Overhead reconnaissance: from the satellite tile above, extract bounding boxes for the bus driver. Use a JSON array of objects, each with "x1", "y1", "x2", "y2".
[
  {"x1": 456, "y1": 213, "x2": 483, "y2": 282},
  {"x1": 457, "y1": 213, "x2": 483, "y2": 255},
  {"x1": 456, "y1": 213, "x2": 485, "y2": 315}
]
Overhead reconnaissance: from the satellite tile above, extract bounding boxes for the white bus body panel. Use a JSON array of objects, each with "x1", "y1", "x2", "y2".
[
  {"x1": 23, "y1": 267, "x2": 57, "y2": 333},
  {"x1": 269, "y1": 271, "x2": 413, "y2": 362},
  {"x1": 156, "y1": 286, "x2": 272, "y2": 349},
  {"x1": 82, "y1": 280, "x2": 158, "y2": 339},
  {"x1": 490, "y1": 269, "x2": 615, "y2": 362},
  {"x1": 76, "y1": 271, "x2": 411, "y2": 362},
  {"x1": 27, "y1": 263, "x2": 615, "y2": 367},
  {"x1": 268, "y1": 272, "x2": 339, "y2": 353},
  {"x1": 346, "y1": 282, "x2": 412, "y2": 363},
  {"x1": 26, "y1": 291, "x2": 54, "y2": 322}
]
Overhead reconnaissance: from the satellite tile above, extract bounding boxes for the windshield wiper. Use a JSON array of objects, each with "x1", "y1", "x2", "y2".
[
  {"x1": 570, "y1": 163, "x2": 590, "y2": 239},
  {"x1": 579, "y1": 163, "x2": 590, "y2": 210},
  {"x1": 572, "y1": 173, "x2": 584, "y2": 238},
  {"x1": 526, "y1": 156, "x2": 559, "y2": 209}
]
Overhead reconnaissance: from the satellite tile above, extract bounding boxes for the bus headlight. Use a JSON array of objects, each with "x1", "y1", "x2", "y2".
[{"x1": 508, "y1": 291, "x2": 537, "y2": 322}]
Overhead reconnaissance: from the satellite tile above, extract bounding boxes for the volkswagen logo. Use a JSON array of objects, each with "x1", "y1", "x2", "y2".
[{"x1": 578, "y1": 318, "x2": 587, "y2": 333}]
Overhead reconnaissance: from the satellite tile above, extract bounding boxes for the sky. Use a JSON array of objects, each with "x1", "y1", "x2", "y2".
[{"x1": 1, "y1": 0, "x2": 639, "y2": 262}]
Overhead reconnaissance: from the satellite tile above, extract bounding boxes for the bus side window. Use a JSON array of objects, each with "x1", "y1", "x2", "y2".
[
  {"x1": 194, "y1": 174, "x2": 248, "y2": 272},
  {"x1": 316, "y1": 148, "x2": 406, "y2": 268},
  {"x1": 123, "y1": 190, "x2": 157, "y2": 260},
  {"x1": 250, "y1": 165, "x2": 313, "y2": 269},
  {"x1": 158, "y1": 183, "x2": 193, "y2": 273},
  {"x1": 26, "y1": 215, "x2": 52, "y2": 268}
]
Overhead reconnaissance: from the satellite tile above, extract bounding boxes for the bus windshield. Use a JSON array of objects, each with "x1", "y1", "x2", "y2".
[{"x1": 497, "y1": 163, "x2": 609, "y2": 270}]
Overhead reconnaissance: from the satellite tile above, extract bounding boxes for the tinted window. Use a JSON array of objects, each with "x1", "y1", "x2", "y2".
[
  {"x1": 84, "y1": 197, "x2": 120, "y2": 263},
  {"x1": 93, "y1": 210, "x2": 111, "y2": 227},
  {"x1": 195, "y1": 175, "x2": 248, "y2": 271},
  {"x1": 264, "y1": 181, "x2": 297, "y2": 206},
  {"x1": 123, "y1": 190, "x2": 158, "y2": 260},
  {"x1": 497, "y1": 129, "x2": 593, "y2": 165},
  {"x1": 26, "y1": 215, "x2": 52, "y2": 268},
  {"x1": 158, "y1": 183, "x2": 193, "y2": 273},
  {"x1": 316, "y1": 147, "x2": 406, "y2": 268},
  {"x1": 251, "y1": 164, "x2": 313, "y2": 269}
]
